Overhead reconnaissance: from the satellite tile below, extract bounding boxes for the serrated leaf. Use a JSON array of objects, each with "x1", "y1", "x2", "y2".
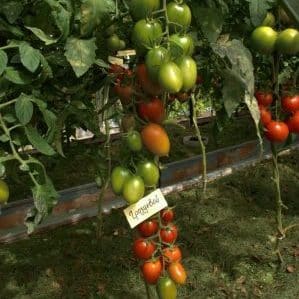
[
  {"x1": 4, "y1": 67, "x2": 32, "y2": 85},
  {"x1": 19, "y1": 42, "x2": 40, "y2": 72},
  {"x1": 25, "y1": 125, "x2": 55, "y2": 156},
  {"x1": 15, "y1": 93, "x2": 34, "y2": 125},
  {"x1": 0, "y1": 50, "x2": 8, "y2": 76},
  {"x1": 65, "y1": 37, "x2": 97, "y2": 77},
  {"x1": 25, "y1": 26, "x2": 58, "y2": 45}
]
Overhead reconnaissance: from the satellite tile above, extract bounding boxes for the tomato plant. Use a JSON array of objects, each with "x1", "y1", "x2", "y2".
[
  {"x1": 281, "y1": 94, "x2": 299, "y2": 113},
  {"x1": 111, "y1": 167, "x2": 131, "y2": 195},
  {"x1": 255, "y1": 91, "x2": 273, "y2": 107},
  {"x1": 137, "y1": 161, "x2": 160, "y2": 187},
  {"x1": 157, "y1": 277, "x2": 177, "y2": 299},
  {"x1": 126, "y1": 131, "x2": 143, "y2": 152},
  {"x1": 142, "y1": 259, "x2": 162, "y2": 284},
  {"x1": 160, "y1": 223, "x2": 178, "y2": 244},
  {"x1": 167, "y1": 2, "x2": 192, "y2": 33},
  {"x1": 138, "y1": 220, "x2": 159, "y2": 237},
  {"x1": 163, "y1": 246, "x2": 182, "y2": 264},
  {"x1": 265, "y1": 121, "x2": 289, "y2": 143},
  {"x1": 259, "y1": 106, "x2": 272, "y2": 126},
  {"x1": 168, "y1": 262, "x2": 187, "y2": 285},
  {"x1": 122, "y1": 176, "x2": 145, "y2": 204},
  {"x1": 160, "y1": 208, "x2": 174, "y2": 224},
  {"x1": 138, "y1": 98, "x2": 165, "y2": 124}
]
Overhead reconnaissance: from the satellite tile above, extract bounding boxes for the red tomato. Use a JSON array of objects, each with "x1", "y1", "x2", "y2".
[
  {"x1": 259, "y1": 106, "x2": 272, "y2": 126},
  {"x1": 255, "y1": 91, "x2": 273, "y2": 107},
  {"x1": 160, "y1": 223, "x2": 178, "y2": 244},
  {"x1": 136, "y1": 64, "x2": 162, "y2": 96},
  {"x1": 138, "y1": 220, "x2": 158, "y2": 237},
  {"x1": 113, "y1": 84, "x2": 133, "y2": 105},
  {"x1": 282, "y1": 95, "x2": 299, "y2": 113},
  {"x1": 265, "y1": 121, "x2": 289, "y2": 143},
  {"x1": 160, "y1": 208, "x2": 174, "y2": 224},
  {"x1": 133, "y1": 238, "x2": 156, "y2": 260},
  {"x1": 163, "y1": 246, "x2": 182, "y2": 264},
  {"x1": 142, "y1": 259, "x2": 162, "y2": 284},
  {"x1": 286, "y1": 111, "x2": 299, "y2": 133},
  {"x1": 138, "y1": 98, "x2": 165, "y2": 123},
  {"x1": 168, "y1": 262, "x2": 187, "y2": 285}
]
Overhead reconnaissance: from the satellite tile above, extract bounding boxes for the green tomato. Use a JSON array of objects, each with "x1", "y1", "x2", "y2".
[
  {"x1": 158, "y1": 62, "x2": 183, "y2": 93},
  {"x1": 107, "y1": 34, "x2": 121, "y2": 51},
  {"x1": 0, "y1": 179, "x2": 9, "y2": 204},
  {"x1": 250, "y1": 26, "x2": 277, "y2": 54},
  {"x1": 176, "y1": 56, "x2": 197, "y2": 91},
  {"x1": 275, "y1": 28, "x2": 299, "y2": 55},
  {"x1": 119, "y1": 40, "x2": 126, "y2": 50},
  {"x1": 169, "y1": 34, "x2": 194, "y2": 56},
  {"x1": 137, "y1": 161, "x2": 160, "y2": 187},
  {"x1": 129, "y1": 0, "x2": 160, "y2": 21},
  {"x1": 111, "y1": 166, "x2": 131, "y2": 195},
  {"x1": 106, "y1": 24, "x2": 116, "y2": 36},
  {"x1": 157, "y1": 277, "x2": 177, "y2": 299},
  {"x1": 261, "y1": 12, "x2": 275, "y2": 27},
  {"x1": 132, "y1": 19, "x2": 163, "y2": 55},
  {"x1": 126, "y1": 130, "x2": 143, "y2": 152},
  {"x1": 167, "y1": 2, "x2": 191, "y2": 33},
  {"x1": 145, "y1": 46, "x2": 169, "y2": 81},
  {"x1": 122, "y1": 176, "x2": 145, "y2": 204}
]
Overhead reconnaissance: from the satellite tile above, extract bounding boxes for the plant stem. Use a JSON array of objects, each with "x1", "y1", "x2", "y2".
[
  {"x1": 271, "y1": 143, "x2": 285, "y2": 264},
  {"x1": 191, "y1": 93, "x2": 207, "y2": 198},
  {"x1": 0, "y1": 99, "x2": 17, "y2": 110}
]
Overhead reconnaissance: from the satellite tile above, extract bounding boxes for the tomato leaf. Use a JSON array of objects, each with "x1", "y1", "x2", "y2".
[
  {"x1": 25, "y1": 26, "x2": 58, "y2": 45},
  {"x1": 65, "y1": 37, "x2": 97, "y2": 77},
  {"x1": 191, "y1": 4, "x2": 224, "y2": 43},
  {"x1": 0, "y1": 50, "x2": 8, "y2": 76},
  {"x1": 24, "y1": 125, "x2": 56, "y2": 156},
  {"x1": 247, "y1": 0, "x2": 272, "y2": 27},
  {"x1": 15, "y1": 93, "x2": 34, "y2": 125},
  {"x1": 1, "y1": 1, "x2": 24, "y2": 24},
  {"x1": 19, "y1": 42, "x2": 41, "y2": 72},
  {"x1": 0, "y1": 18, "x2": 24, "y2": 37},
  {"x1": 4, "y1": 67, "x2": 32, "y2": 85}
]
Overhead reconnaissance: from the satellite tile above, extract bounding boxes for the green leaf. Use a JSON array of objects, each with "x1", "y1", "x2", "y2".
[
  {"x1": 65, "y1": 37, "x2": 97, "y2": 77},
  {"x1": 15, "y1": 93, "x2": 34, "y2": 125},
  {"x1": 19, "y1": 42, "x2": 41, "y2": 72},
  {"x1": 191, "y1": 4, "x2": 224, "y2": 43},
  {"x1": 1, "y1": 1, "x2": 23, "y2": 23},
  {"x1": 0, "y1": 50, "x2": 8, "y2": 76},
  {"x1": 3, "y1": 114, "x2": 16, "y2": 123},
  {"x1": 95, "y1": 59, "x2": 109, "y2": 69},
  {"x1": 24, "y1": 125, "x2": 55, "y2": 156},
  {"x1": 80, "y1": 0, "x2": 115, "y2": 37},
  {"x1": 25, "y1": 176, "x2": 58, "y2": 234},
  {"x1": 0, "y1": 18, "x2": 24, "y2": 37},
  {"x1": 25, "y1": 26, "x2": 58, "y2": 45},
  {"x1": 0, "y1": 163, "x2": 5, "y2": 177},
  {"x1": 247, "y1": 0, "x2": 271, "y2": 27},
  {"x1": 0, "y1": 134, "x2": 9, "y2": 142},
  {"x1": 4, "y1": 67, "x2": 32, "y2": 85}
]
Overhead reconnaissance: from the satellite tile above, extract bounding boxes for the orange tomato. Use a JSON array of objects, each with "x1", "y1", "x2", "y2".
[
  {"x1": 141, "y1": 123, "x2": 170, "y2": 156},
  {"x1": 163, "y1": 246, "x2": 182, "y2": 264},
  {"x1": 168, "y1": 262, "x2": 187, "y2": 285}
]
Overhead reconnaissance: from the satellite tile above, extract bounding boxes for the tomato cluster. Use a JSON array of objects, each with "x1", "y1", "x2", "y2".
[
  {"x1": 257, "y1": 92, "x2": 299, "y2": 143},
  {"x1": 133, "y1": 208, "x2": 187, "y2": 297}
]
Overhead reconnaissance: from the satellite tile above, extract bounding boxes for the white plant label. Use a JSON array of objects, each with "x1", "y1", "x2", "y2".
[
  {"x1": 123, "y1": 189, "x2": 168, "y2": 228},
  {"x1": 108, "y1": 56, "x2": 124, "y2": 66}
]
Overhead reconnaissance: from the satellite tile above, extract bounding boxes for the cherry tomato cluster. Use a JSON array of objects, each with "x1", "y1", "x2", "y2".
[
  {"x1": 133, "y1": 208, "x2": 187, "y2": 296},
  {"x1": 256, "y1": 92, "x2": 299, "y2": 143}
]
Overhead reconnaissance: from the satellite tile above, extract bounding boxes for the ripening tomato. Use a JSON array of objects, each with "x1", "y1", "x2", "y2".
[
  {"x1": 138, "y1": 219, "x2": 159, "y2": 237},
  {"x1": 137, "y1": 161, "x2": 160, "y2": 187},
  {"x1": 126, "y1": 130, "x2": 142, "y2": 152},
  {"x1": 259, "y1": 106, "x2": 272, "y2": 126},
  {"x1": 0, "y1": 179, "x2": 9, "y2": 204},
  {"x1": 111, "y1": 166, "x2": 131, "y2": 195},
  {"x1": 255, "y1": 91, "x2": 273, "y2": 107},
  {"x1": 167, "y1": 2, "x2": 191, "y2": 33},
  {"x1": 138, "y1": 98, "x2": 165, "y2": 123},
  {"x1": 281, "y1": 94, "x2": 299, "y2": 113},
  {"x1": 141, "y1": 123, "x2": 170, "y2": 157},
  {"x1": 129, "y1": 0, "x2": 160, "y2": 21},
  {"x1": 160, "y1": 223, "x2": 178, "y2": 244},
  {"x1": 142, "y1": 259, "x2": 162, "y2": 284},
  {"x1": 132, "y1": 19, "x2": 163, "y2": 55},
  {"x1": 251, "y1": 26, "x2": 278, "y2": 54},
  {"x1": 122, "y1": 176, "x2": 145, "y2": 204},
  {"x1": 113, "y1": 84, "x2": 133, "y2": 105},
  {"x1": 133, "y1": 238, "x2": 156, "y2": 259},
  {"x1": 286, "y1": 111, "x2": 299, "y2": 133},
  {"x1": 158, "y1": 62, "x2": 183, "y2": 93},
  {"x1": 136, "y1": 64, "x2": 163, "y2": 96},
  {"x1": 145, "y1": 46, "x2": 169, "y2": 81},
  {"x1": 168, "y1": 262, "x2": 187, "y2": 285},
  {"x1": 169, "y1": 33, "x2": 194, "y2": 56},
  {"x1": 176, "y1": 56, "x2": 197, "y2": 91},
  {"x1": 157, "y1": 277, "x2": 177, "y2": 299},
  {"x1": 163, "y1": 246, "x2": 182, "y2": 264},
  {"x1": 160, "y1": 208, "x2": 174, "y2": 223},
  {"x1": 265, "y1": 121, "x2": 289, "y2": 143}
]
